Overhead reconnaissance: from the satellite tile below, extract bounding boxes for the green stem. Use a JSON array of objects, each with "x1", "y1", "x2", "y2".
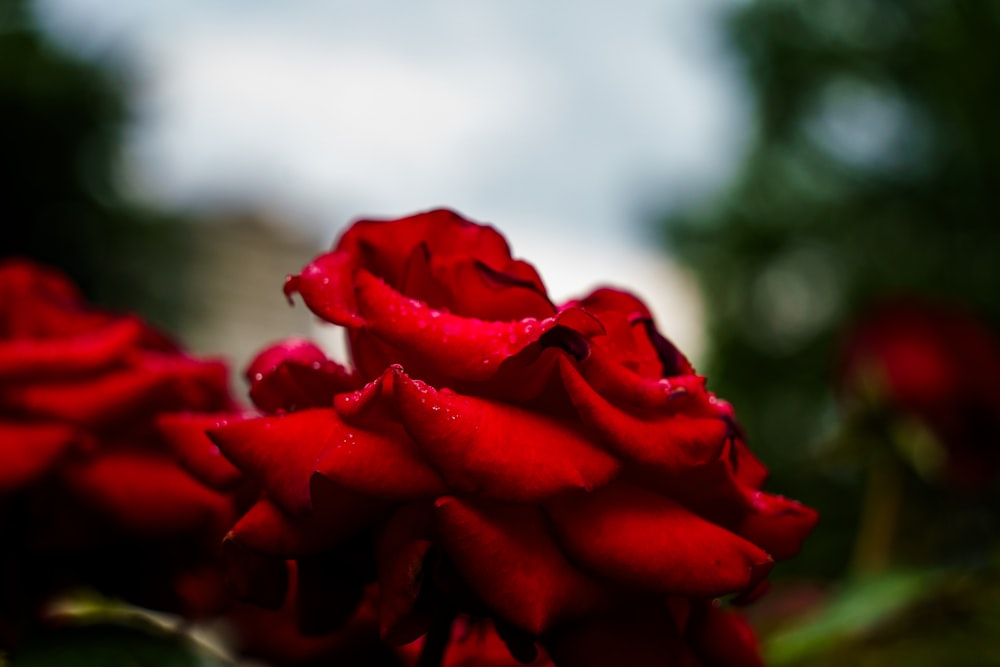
[{"x1": 851, "y1": 449, "x2": 903, "y2": 574}]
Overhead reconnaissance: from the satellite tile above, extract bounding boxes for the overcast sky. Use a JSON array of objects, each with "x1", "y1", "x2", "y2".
[{"x1": 32, "y1": 0, "x2": 752, "y2": 357}]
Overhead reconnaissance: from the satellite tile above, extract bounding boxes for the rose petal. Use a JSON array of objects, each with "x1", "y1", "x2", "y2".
[
  {"x1": 0, "y1": 368, "x2": 166, "y2": 427},
  {"x1": 0, "y1": 355, "x2": 229, "y2": 427},
  {"x1": 247, "y1": 338, "x2": 361, "y2": 413},
  {"x1": 559, "y1": 357, "x2": 729, "y2": 478},
  {"x1": 208, "y1": 410, "x2": 336, "y2": 514},
  {"x1": 434, "y1": 497, "x2": 616, "y2": 635},
  {"x1": 314, "y1": 422, "x2": 447, "y2": 500},
  {"x1": 393, "y1": 368, "x2": 619, "y2": 502},
  {"x1": 338, "y1": 209, "x2": 534, "y2": 289},
  {"x1": 567, "y1": 287, "x2": 695, "y2": 376},
  {"x1": 738, "y1": 491, "x2": 819, "y2": 560},
  {"x1": 228, "y1": 479, "x2": 386, "y2": 556},
  {"x1": 546, "y1": 482, "x2": 773, "y2": 597},
  {"x1": 284, "y1": 250, "x2": 363, "y2": 327},
  {"x1": 0, "y1": 421, "x2": 78, "y2": 492},
  {"x1": 400, "y1": 244, "x2": 554, "y2": 321},
  {"x1": 376, "y1": 503, "x2": 435, "y2": 644},
  {"x1": 579, "y1": 348, "x2": 711, "y2": 414},
  {"x1": 352, "y1": 269, "x2": 601, "y2": 383},
  {"x1": 571, "y1": 287, "x2": 654, "y2": 321},
  {"x1": 157, "y1": 412, "x2": 243, "y2": 490},
  {"x1": 64, "y1": 452, "x2": 232, "y2": 539},
  {"x1": 688, "y1": 601, "x2": 764, "y2": 667},
  {"x1": 731, "y1": 438, "x2": 769, "y2": 489},
  {"x1": 0, "y1": 317, "x2": 142, "y2": 381}
]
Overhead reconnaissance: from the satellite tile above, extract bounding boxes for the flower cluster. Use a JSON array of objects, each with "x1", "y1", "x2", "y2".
[
  {"x1": 0, "y1": 260, "x2": 402, "y2": 666},
  {"x1": 0, "y1": 260, "x2": 235, "y2": 636},
  {"x1": 209, "y1": 210, "x2": 818, "y2": 665}
]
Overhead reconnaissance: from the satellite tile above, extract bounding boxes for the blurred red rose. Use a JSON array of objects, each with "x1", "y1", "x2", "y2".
[
  {"x1": 0, "y1": 259, "x2": 239, "y2": 642},
  {"x1": 212, "y1": 210, "x2": 817, "y2": 666},
  {"x1": 839, "y1": 299, "x2": 1000, "y2": 487}
]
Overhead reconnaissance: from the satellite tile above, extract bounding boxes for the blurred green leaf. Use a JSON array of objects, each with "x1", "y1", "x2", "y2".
[
  {"x1": 766, "y1": 569, "x2": 941, "y2": 664},
  {"x1": 765, "y1": 564, "x2": 1000, "y2": 666},
  {"x1": 12, "y1": 621, "x2": 229, "y2": 667}
]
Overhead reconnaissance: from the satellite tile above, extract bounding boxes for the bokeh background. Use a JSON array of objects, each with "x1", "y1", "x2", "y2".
[{"x1": 4, "y1": 0, "x2": 1000, "y2": 664}]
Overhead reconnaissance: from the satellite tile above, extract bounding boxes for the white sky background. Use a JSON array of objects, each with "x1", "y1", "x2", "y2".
[{"x1": 33, "y1": 0, "x2": 752, "y2": 360}]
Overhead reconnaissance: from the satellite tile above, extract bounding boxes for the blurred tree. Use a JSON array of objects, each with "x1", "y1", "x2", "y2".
[
  {"x1": 662, "y1": 0, "x2": 1000, "y2": 577},
  {"x1": 0, "y1": 0, "x2": 194, "y2": 330}
]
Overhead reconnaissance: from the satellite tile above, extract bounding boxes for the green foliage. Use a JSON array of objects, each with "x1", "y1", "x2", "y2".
[
  {"x1": 764, "y1": 563, "x2": 1000, "y2": 667},
  {"x1": 662, "y1": 0, "x2": 1000, "y2": 577},
  {"x1": 12, "y1": 622, "x2": 229, "y2": 667},
  {"x1": 7, "y1": 592, "x2": 231, "y2": 667}
]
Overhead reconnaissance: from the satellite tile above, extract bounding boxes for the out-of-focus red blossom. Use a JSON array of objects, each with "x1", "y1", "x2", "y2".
[
  {"x1": 210, "y1": 210, "x2": 818, "y2": 666},
  {"x1": 0, "y1": 259, "x2": 418, "y2": 667},
  {"x1": 839, "y1": 299, "x2": 1000, "y2": 487},
  {"x1": 0, "y1": 259, "x2": 239, "y2": 642}
]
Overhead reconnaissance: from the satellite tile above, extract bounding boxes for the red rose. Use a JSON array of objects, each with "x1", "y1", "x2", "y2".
[
  {"x1": 212, "y1": 210, "x2": 817, "y2": 666},
  {"x1": 839, "y1": 299, "x2": 1000, "y2": 486},
  {"x1": 0, "y1": 260, "x2": 238, "y2": 638}
]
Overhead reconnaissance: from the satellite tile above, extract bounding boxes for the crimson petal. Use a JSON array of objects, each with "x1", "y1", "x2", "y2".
[
  {"x1": 246, "y1": 338, "x2": 360, "y2": 413},
  {"x1": 376, "y1": 503, "x2": 435, "y2": 644},
  {"x1": 314, "y1": 424, "x2": 446, "y2": 500},
  {"x1": 339, "y1": 209, "x2": 531, "y2": 287},
  {"x1": 353, "y1": 270, "x2": 601, "y2": 382},
  {"x1": 546, "y1": 482, "x2": 773, "y2": 597},
  {"x1": 284, "y1": 250, "x2": 363, "y2": 327},
  {"x1": 0, "y1": 356, "x2": 228, "y2": 427},
  {"x1": 157, "y1": 412, "x2": 243, "y2": 490},
  {"x1": 688, "y1": 601, "x2": 764, "y2": 667},
  {"x1": 208, "y1": 410, "x2": 336, "y2": 514},
  {"x1": 393, "y1": 368, "x2": 619, "y2": 502},
  {"x1": 0, "y1": 421, "x2": 78, "y2": 492},
  {"x1": 738, "y1": 491, "x2": 819, "y2": 560},
  {"x1": 559, "y1": 357, "x2": 729, "y2": 477},
  {"x1": 434, "y1": 497, "x2": 615, "y2": 635},
  {"x1": 228, "y1": 479, "x2": 385, "y2": 556},
  {"x1": 400, "y1": 245, "x2": 554, "y2": 321},
  {"x1": 64, "y1": 452, "x2": 232, "y2": 539},
  {"x1": 0, "y1": 317, "x2": 142, "y2": 381}
]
